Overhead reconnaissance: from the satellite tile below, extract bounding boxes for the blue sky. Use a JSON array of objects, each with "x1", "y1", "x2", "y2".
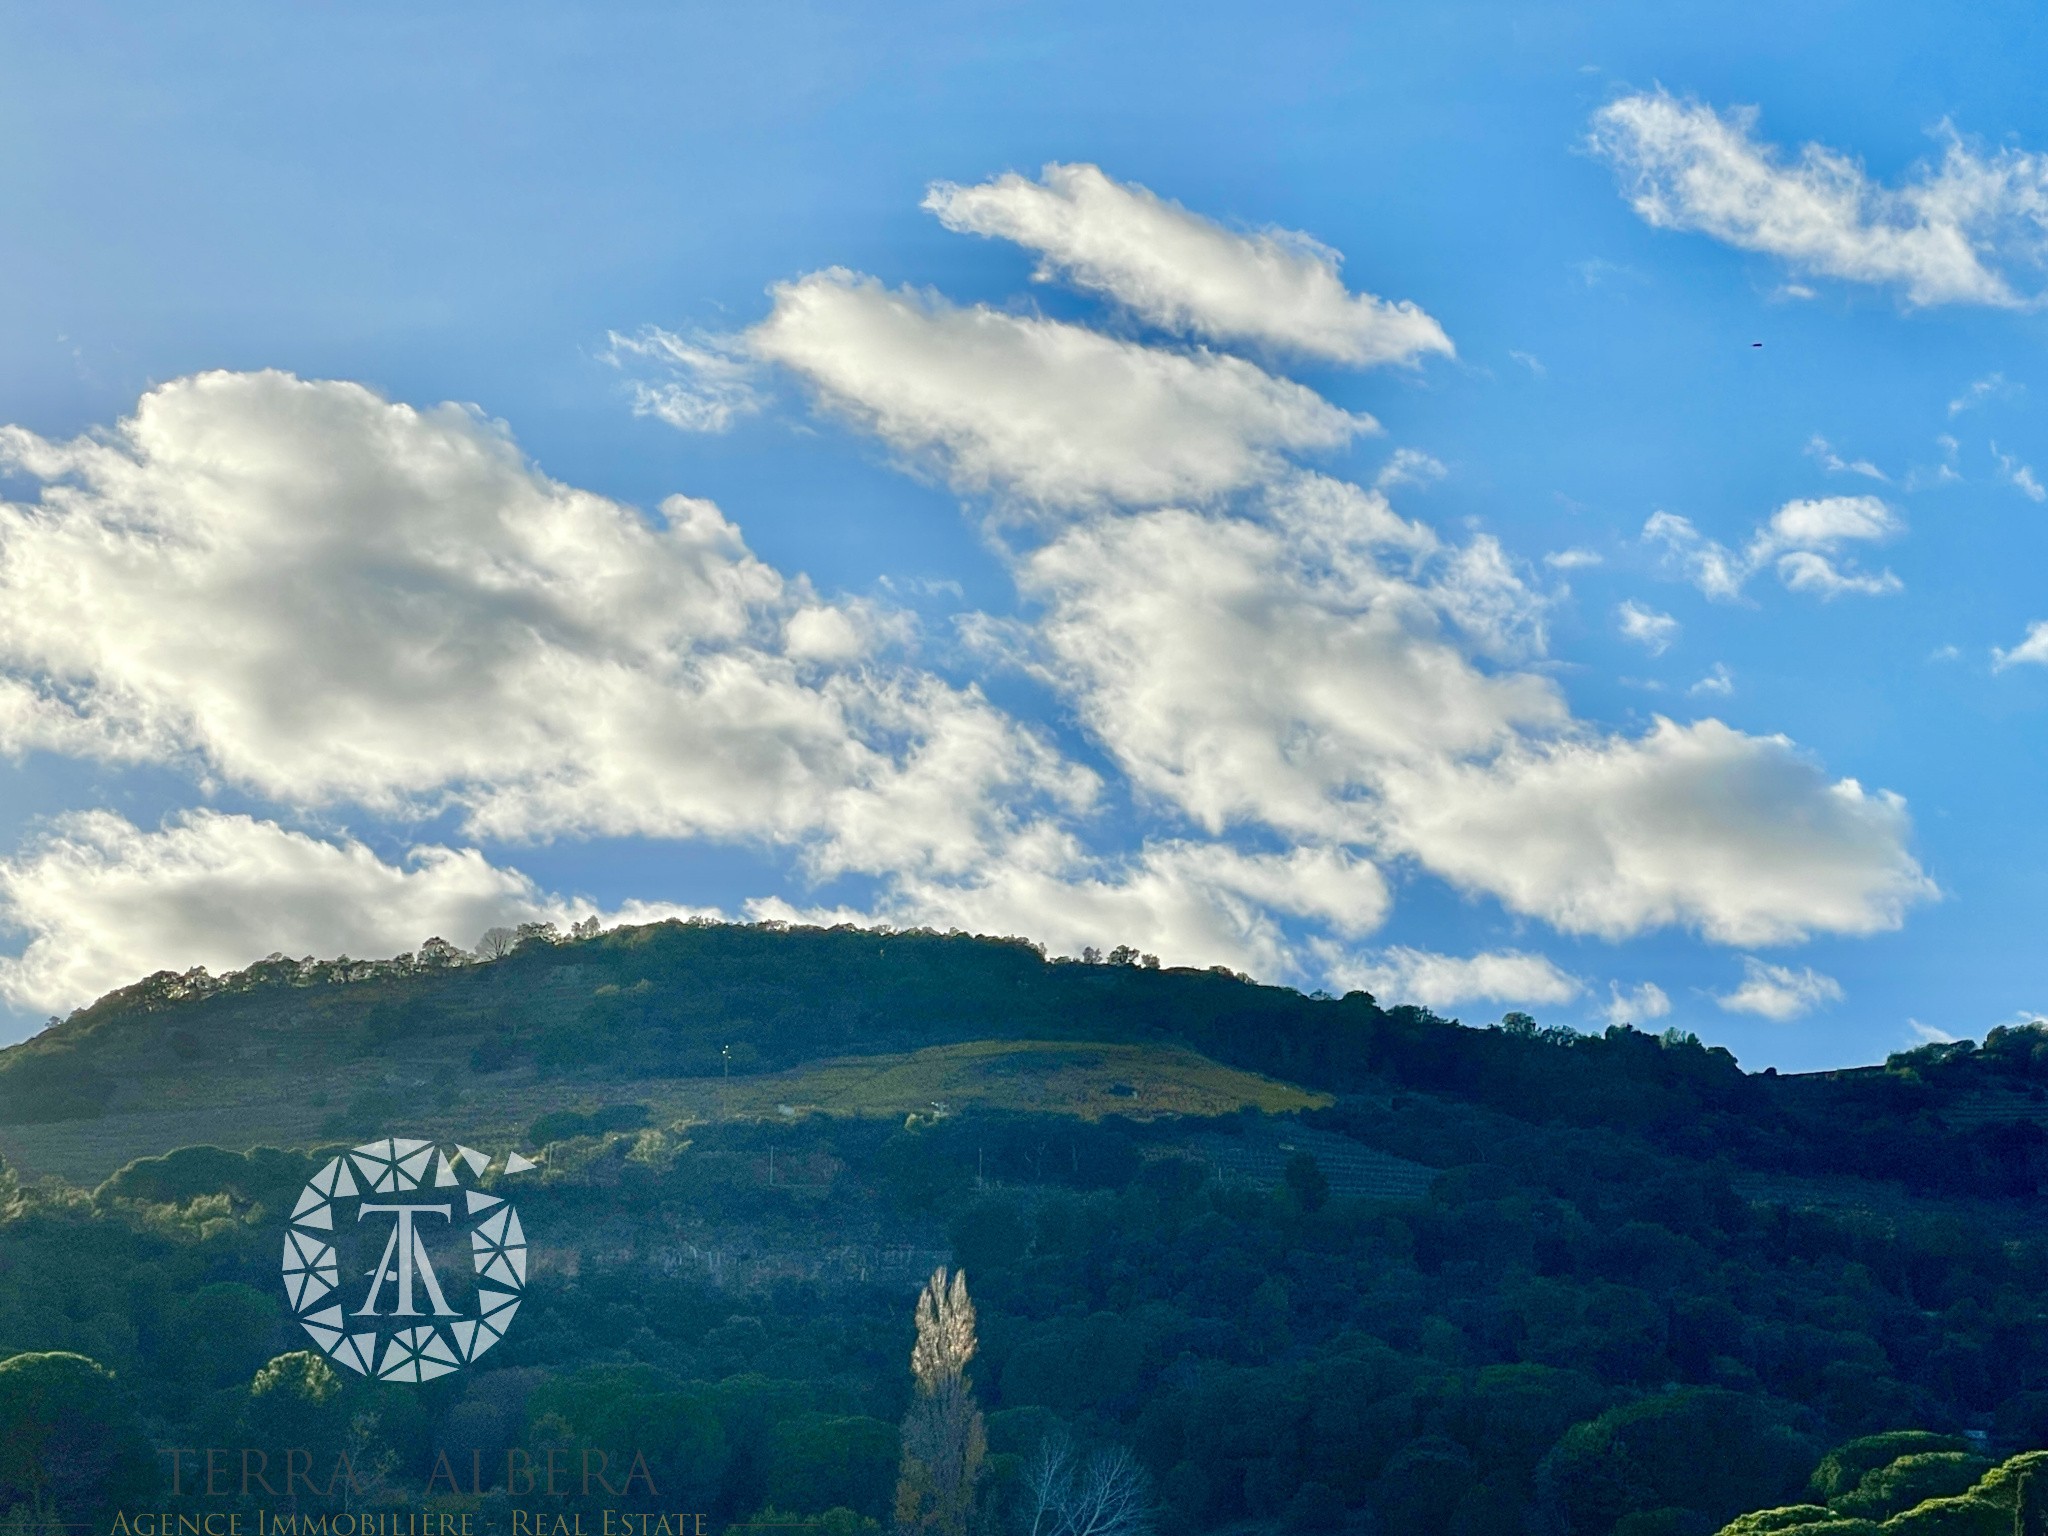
[{"x1": 2, "y1": 2, "x2": 2047, "y2": 1068}]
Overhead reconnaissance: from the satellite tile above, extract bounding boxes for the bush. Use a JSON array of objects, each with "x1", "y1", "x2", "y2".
[
  {"x1": 1537, "y1": 1389, "x2": 1816, "y2": 1535},
  {"x1": 1830, "y1": 1453, "x2": 1989, "y2": 1520},
  {"x1": 0, "y1": 1051, "x2": 114, "y2": 1124},
  {"x1": 1807, "y1": 1433, "x2": 1970, "y2": 1503},
  {"x1": 530, "y1": 1103, "x2": 654, "y2": 1145},
  {"x1": 0, "y1": 1352, "x2": 156, "y2": 1522}
]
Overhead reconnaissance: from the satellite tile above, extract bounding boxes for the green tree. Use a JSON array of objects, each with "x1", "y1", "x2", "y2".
[
  {"x1": 0, "y1": 1352, "x2": 155, "y2": 1526},
  {"x1": 1808, "y1": 1434, "x2": 1972, "y2": 1504},
  {"x1": 240, "y1": 1348, "x2": 351, "y2": 1488},
  {"x1": 768, "y1": 1415, "x2": 900, "y2": 1518},
  {"x1": 1831, "y1": 1453, "x2": 1989, "y2": 1520},
  {"x1": 1283, "y1": 1153, "x2": 1329, "y2": 1214},
  {"x1": 1537, "y1": 1389, "x2": 1814, "y2": 1535}
]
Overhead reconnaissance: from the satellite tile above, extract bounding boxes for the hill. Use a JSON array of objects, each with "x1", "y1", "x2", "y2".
[
  {"x1": 6, "y1": 919, "x2": 2048, "y2": 1536},
  {"x1": 4, "y1": 918, "x2": 2046, "y2": 1200}
]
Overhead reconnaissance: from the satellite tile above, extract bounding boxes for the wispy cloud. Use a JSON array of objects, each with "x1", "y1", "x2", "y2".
[
  {"x1": 1904, "y1": 433, "x2": 1965, "y2": 491},
  {"x1": 1717, "y1": 957, "x2": 1845, "y2": 1020},
  {"x1": 1646, "y1": 495, "x2": 1905, "y2": 601},
  {"x1": 1591, "y1": 90, "x2": 2048, "y2": 307},
  {"x1": 1544, "y1": 547, "x2": 1603, "y2": 570},
  {"x1": 1805, "y1": 433, "x2": 1888, "y2": 482},
  {"x1": 1328, "y1": 945, "x2": 1584, "y2": 1010},
  {"x1": 1949, "y1": 372, "x2": 2020, "y2": 415},
  {"x1": 1993, "y1": 620, "x2": 2048, "y2": 670},
  {"x1": 606, "y1": 328, "x2": 763, "y2": 433},
  {"x1": 924, "y1": 162, "x2": 1453, "y2": 367},
  {"x1": 1617, "y1": 599, "x2": 1679, "y2": 654},
  {"x1": 1573, "y1": 257, "x2": 1645, "y2": 288},
  {"x1": 747, "y1": 268, "x2": 1368, "y2": 511},
  {"x1": 1603, "y1": 980, "x2": 1673, "y2": 1027},
  {"x1": 1994, "y1": 441, "x2": 2047, "y2": 502},
  {"x1": 1375, "y1": 448, "x2": 1447, "y2": 491},
  {"x1": 1689, "y1": 662, "x2": 1734, "y2": 697}
]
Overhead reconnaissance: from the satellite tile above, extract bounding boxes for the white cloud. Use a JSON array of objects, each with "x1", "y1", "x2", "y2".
[
  {"x1": 1591, "y1": 90, "x2": 2048, "y2": 306},
  {"x1": 744, "y1": 268, "x2": 1368, "y2": 512},
  {"x1": 1993, "y1": 620, "x2": 2048, "y2": 669},
  {"x1": 1603, "y1": 980, "x2": 1673, "y2": 1026},
  {"x1": 1324, "y1": 945, "x2": 1583, "y2": 1010},
  {"x1": 1509, "y1": 350, "x2": 1547, "y2": 377},
  {"x1": 0, "y1": 371, "x2": 1082, "y2": 876},
  {"x1": 1645, "y1": 495, "x2": 1903, "y2": 601},
  {"x1": 0, "y1": 810, "x2": 705, "y2": 1015},
  {"x1": 1766, "y1": 495, "x2": 1903, "y2": 546},
  {"x1": 1949, "y1": 372, "x2": 2019, "y2": 415},
  {"x1": 922, "y1": 162, "x2": 1453, "y2": 367},
  {"x1": 1690, "y1": 663, "x2": 1734, "y2": 697},
  {"x1": 0, "y1": 159, "x2": 1950, "y2": 1012},
  {"x1": 1644, "y1": 512, "x2": 1751, "y2": 601},
  {"x1": 1573, "y1": 258, "x2": 1645, "y2": 288},
  {"x1": 1375, "y1": 448, "x2": 1446, "y2": 491},
  {"x1": 1377, "y1": 718, "x2": 1936, "y2": 945},
  {"x1": 1775, "y1": 551, "x2": 1903, "y2": 598},
  {"x1": 606, "y1": 328, "x2": 763, "y2": 432},
  {"x1": 1805, "y1": 433, "x2": 1888, "y2": 482},
  {"x1": 1004, "y1": 485, "x2": 1930, "y2": 950},
  {"x1": 1905, "y1": 433, "x2": 1966, "y2": 490},
  {"x1": 758, "y1": 831, "x2": 1390, "y2": 984},
  {"x1": 1617, "y1": 600, "x2": 1679, "y2": 653},
  {"x1": 1716, "y1": 956, "x2": 1844, "y2": 1020},
  {"x1": 1544, "y1": 547, "x2": 1603, "y2": 570},
  {"x1": 1014, "y1": 489, "x2": 1563, "y2": 840},
  {"x1": 1994, "y1": 441, "x2": 2047, "y2": 502}
]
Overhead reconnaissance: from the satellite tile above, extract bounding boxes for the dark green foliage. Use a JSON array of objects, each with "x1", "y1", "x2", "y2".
[
  {"x1": 529, "y1": 1103, "x2": 653, "y2": 1145},
  {"x1": 23, "y1": 925, "x2": 2048, "y2": 1532},
  {"x1": 96, "y1": 1143, "x2": 321, "y2": 1211},
  {"x1": 1719, "y1": 1446, "x2": 2048, "y2": 1536},
  {"x1": 1808, "y1": 1432, "x2": 1972, "y2": 1502},
  {"x1": 0, "y1": 1048, "x2": 114, "y2": 1123},
  {"x1": 27, "y1": 920, "x2": 2048, "y2": 1205},
  {"x1": 734, "y1": 1506, "x2": 882, "y2": 1536},
  {"x1": 1284, "y1": 1151, "x2": 1330, "y2": 1212},
  {"x1": 762, "y1": 1413, "x2": 898, "y2": 1517},
  {"x1": 527, "y1": 1363, "x2": 731, "y2": 1508},
  {"x1": 0, "y1": 1351, "x2": 156, "y2": 1521},
  {"x1": 1828, "y1": 1452, "x2": 1990, "y2": 1519},
  {"x1": 1534, "y1": 1388, "x2": 1817, "y2": 1534},
  {"x1": 321, "y1": 1086, "x2": 404, "y2": 1139}
]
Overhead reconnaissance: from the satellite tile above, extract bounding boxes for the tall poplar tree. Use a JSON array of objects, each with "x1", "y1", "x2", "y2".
[{"x1": 895, "y1": 1267, "x2": 986, "y2": 1536}]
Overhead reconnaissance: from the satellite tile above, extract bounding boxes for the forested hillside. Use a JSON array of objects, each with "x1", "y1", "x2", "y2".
[{"x1": 3, "y1": 919, "x2": 2048, "y2": 1536}]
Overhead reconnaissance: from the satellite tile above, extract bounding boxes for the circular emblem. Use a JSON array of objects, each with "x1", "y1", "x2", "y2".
[{"x1": 280, "y1": 1136, "x2": 538, "y2": 1382}]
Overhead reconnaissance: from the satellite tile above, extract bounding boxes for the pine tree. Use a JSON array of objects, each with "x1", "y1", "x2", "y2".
[{"x1": 896, "y1": 1267, "x2": 986, "y2": 1536}]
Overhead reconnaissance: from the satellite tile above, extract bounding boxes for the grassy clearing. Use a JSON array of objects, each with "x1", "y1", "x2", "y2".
[
  {"x1": 0, "y1": 1038, "x2": 1327, "y2": 1185},
  {"x1": 719, "y1": 1038, "x2": 1329, "y2": 1122}
]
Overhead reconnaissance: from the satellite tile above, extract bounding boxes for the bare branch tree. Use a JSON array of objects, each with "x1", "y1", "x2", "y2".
[{"x1": 1019, "y1": 1436, "x2": 1152, "y2": 1536}]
